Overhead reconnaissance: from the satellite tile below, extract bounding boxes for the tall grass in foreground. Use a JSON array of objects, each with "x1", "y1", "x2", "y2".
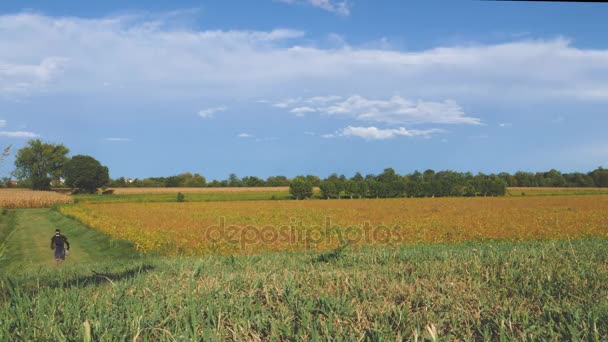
[{"x1": 1, "y1": 239, "x2": 607, "y2": 340}]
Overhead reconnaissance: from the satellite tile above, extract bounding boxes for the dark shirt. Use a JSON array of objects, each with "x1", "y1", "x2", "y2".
[{"x1": 51, "y1": 234, "x2": 70, "y2": 250}]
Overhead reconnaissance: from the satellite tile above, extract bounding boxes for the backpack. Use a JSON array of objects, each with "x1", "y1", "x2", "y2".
[{"x1": 54, "y1": 235, "x2": 65, "y2": 248}]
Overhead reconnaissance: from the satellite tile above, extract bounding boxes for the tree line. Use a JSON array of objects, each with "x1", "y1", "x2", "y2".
[
  {"x1": 107, "y1": 168, "x2": 608, "y2": 192},
  {"x1": 3, "y1": 140, "x2": 608, "y2": 198},
  {"x1": 288, "y1": 167, "x2": 608, "y2": 200}
]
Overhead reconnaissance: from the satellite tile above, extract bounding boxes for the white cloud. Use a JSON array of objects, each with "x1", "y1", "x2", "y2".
[
  {"x1": 290, "y1": 106, "x2": 317, "y2": 116},
  {"x1": 273, "y1": 98, "x2": 301, "y2": 108},
  {"x1": 0, "y1": 131, "x2": 39, "y2": 138},
  {"x1": 499, "y1": 123, "x2": 512, "y2": 127},
  {"x1": 304, "y1": 95, "x2": 343, "y2": 104},
  {"x1": 322, "y1": 95, "x2": 481, "y2": 125},
  {"x1": 277, "y1": 0, "x2": 351, "y2": 16},
  {"x1": 324, "y1": 126, "x2": 443, "y2": 140},
  {"x1": 198, "y1": 106, "x2": 226, "y2": 119},
  {"x1": 0, "y1": 120, "x2": 6, "y2": 128},
  {"x1": 270, "y1": 95, "x2": 480, "y2": 125},
  {"x1": 105, "y1": 137, "x2": 132, "y2": 142},
  {"x1": 0, "y1": 57, "x2": 67, "y2": 98},
  {"x1": 238, "y1": 133, "x2": 254, "y2": 138},
  {"x1": 1, "y1": 13, "x2": 608, "y2": 108}
]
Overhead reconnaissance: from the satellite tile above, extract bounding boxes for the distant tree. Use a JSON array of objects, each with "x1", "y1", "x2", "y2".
[
  {"x1": 242, "y1": 176, "x2": 265, "y2": 187},
  {"x1": 109, "y1": 177, "x2": 128, "y2": 187},
  {"x1": 498, "y1": 172, "x2": 517, "y2": 187},
  {"x1": 376, "y1": 168, "x2": 407, "y2": 198},
  {"x1": 563, "y1": 172, "x2": 594, "y2": 187},
  {"x1": 514, "y1": 171, "x2": 536, "y2": 187},
  {"x1": 344, "y1": 180, "x2": 357, "y2": 199},
  {"x1": 319, "y1": 180, "x2": 339, "y2": 199},
  {"x1": 367, "y1": 179, "x2": 384, "y2": 198},
  {"x1": 14, "y1": 140, "x2": 69, "y2": 190},
  {"x1": 591, "y1": 167, "x2": 608, "y2": 187},
  {"x1": 305, "y1": 175, "x2": 321, "y2": 187},
  {"x1": 349, "y1": 173, "x2": 368, "y2": 198},
  {"x1": 208, "y1": 179, "x2": 222, "y2": 187},
  {"x1": 541, "y1": 169, "x2": 566, "y2": 187},
  {"x1": 228, "y1": 173, "x2": 242, "y2": 187},
  {"x1": 165, "y1": 176, "x2": 181, "y2": 187},
  {"x1": 326, "y1": 174, "x2": 345, "y2": 198},
  {"x1": 289, "y1": 176, "x2": 313, "y2": 199},
  {"x1": 266, "y1": 175, "x2": 290, "y2": 187},
  {"x1": 182, "y1": 173, "x2": 206, "y2": 187},
  {"x1": 63, "y1": 155, "x2": 110, "y2": 194}
]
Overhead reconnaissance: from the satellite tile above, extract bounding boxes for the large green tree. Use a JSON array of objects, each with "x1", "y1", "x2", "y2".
[
  {"x1": 289, "y1": 176, "x2": 313, "y2": 200},
  {"x1": 63, "y1": 155, "x2": 110, "y2": 193},
  {"x1": 14, "y1": 140, "x2": 69, "y2": 190}
]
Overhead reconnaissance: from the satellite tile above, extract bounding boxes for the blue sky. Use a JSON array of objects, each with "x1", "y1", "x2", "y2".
[{"x1": 1, "y1": 0, "x2": 607, "y2": 180}]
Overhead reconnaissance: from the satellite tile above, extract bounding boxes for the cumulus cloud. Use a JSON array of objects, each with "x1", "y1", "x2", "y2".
[
  {"x1": 0, "y1": 131, "x2": 39, "y2": 138},
  {"x1": 270, "y1": 95, "x2": 480, "y2": 125},
  {"x1": 277, "y1": 0, "x2": 351, "y2": 16},
  {"x1": 322, "y1": 96, "x2": 480, "y2": 125},
  {"x1": 238, "y1": 133, "x2": 254, "y2": 138},
  {"x1": 324, "y1": 126, "x2": 443, "y2": 140},
  {"x1": 290, "y1": 106, "x2": 317, "y2": 116},
  {"x1": 198, "y1": 106, "x2": 226, "y2": 119},
  {"x1": 1, "y1": 13, "x2": 608, "y2": 107},
  {"x1": 305, "y1": 95, "x2": 343, "y2": 104}
]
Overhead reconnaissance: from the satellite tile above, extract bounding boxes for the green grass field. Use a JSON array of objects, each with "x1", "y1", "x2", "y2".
[
  {"x1": 1, "y1": 208, "x2": 608, "y2": 340},
  {"x1": 0, "y1": 209, "x2": 139, "y2": 274},
  {"x1": 73, "y1": 190, "x2": 293, "y2": 204}
]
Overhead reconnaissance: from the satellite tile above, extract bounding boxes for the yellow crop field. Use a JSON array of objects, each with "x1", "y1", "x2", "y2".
[
  {"x1": 0, "y1": 189, "x2": 73, "y2": 209},
  {"x1": 59, "y1": 196, "x2": 608, "y2": 256}
]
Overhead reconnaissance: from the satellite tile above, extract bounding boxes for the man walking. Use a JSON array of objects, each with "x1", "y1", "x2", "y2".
[{"x1": 51, "y1": 229, "x2": 70, "y2": 265}]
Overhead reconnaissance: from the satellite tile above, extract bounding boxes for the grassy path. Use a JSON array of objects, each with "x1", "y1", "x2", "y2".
[{"x1": 0, "y1": 208, "x2": 139, "y2": 274}]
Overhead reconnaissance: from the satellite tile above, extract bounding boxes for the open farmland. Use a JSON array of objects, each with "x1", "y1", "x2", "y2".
[
  {"x1": 75, "y1": 189, "x2": 293, "y2": 204},
  {"x1": 507, "y1": 187, "x2": 608, "y2": 196},
  {"x1": 0, "y1": 189, "x2": 73, "y2": 209},
  {"x1": 59, "y1": 195, "x2": 608, "y2": 256},
  {"x1": 107, "y1": 186, "x2": 290, "y2": 194}
]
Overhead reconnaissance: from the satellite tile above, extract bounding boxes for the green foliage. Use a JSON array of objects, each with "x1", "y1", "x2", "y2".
[
  {"x1": 14, "y1": 139, "x2": 69, "y2": 190},
  {"x1": 591, "y1": 167, "x2": 608, "y2": 187},
  {"x1": 64, "y1": 155, "x2": 110, "y2": 194},
  {"x1": 319, "y1": 180, "x2": 338, "y2": 199},
  {"x1": 289, "y1": 176, "x2": 313, "y2": 199},
  {"x1": 176, "y1": 192, "x2": 185, "y2": 202},
  {"x1": 114, "y1": 173, "x2": 207, "y2": 188},
  {"x1": 1, "y1": 239, "x2": 608, "y2": 340},
  {"x1": 316, "y1": 241, "x2": 351, "y2": 262}
]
